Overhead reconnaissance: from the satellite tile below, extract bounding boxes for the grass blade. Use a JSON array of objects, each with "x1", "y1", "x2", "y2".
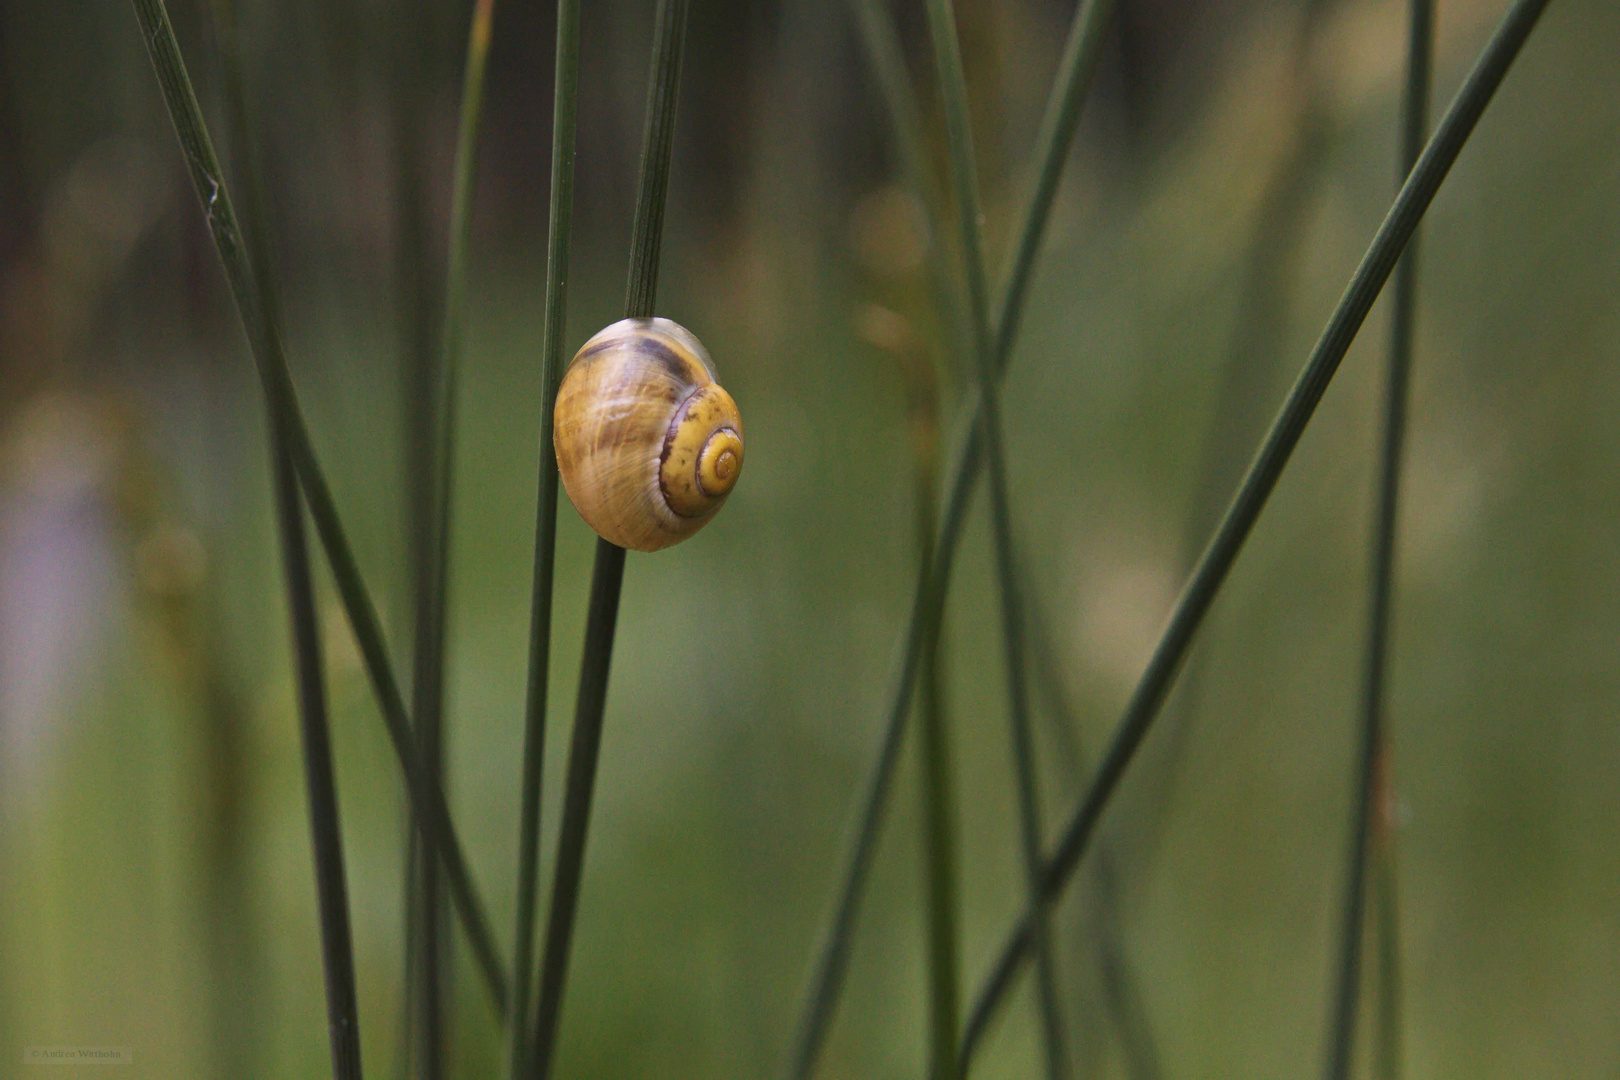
[
  {"x1": 1371, "y1": 792, "x2": 1405, "y2": 1080},
  {"x1": 846, "y1": 0, "x2": 971, "y2": 372},
  {"x1": 407, "y1": 0, "x2": 500, "y2": 1072},
  {"x1": 1324, "y1": 0, "x2": 1432, "y2": 1076},
  {"x1": 904, "y1": 337, "x2": 962, "y2": 1080},
  {"x1": 1025, "y1": 579, "x2": 1163, "y2": 1080},
  {"x1": 918, "y1": 609, "x2": 961, "y2": 1080},
  {"x1": 786, "y1": 3, "x2": 1119, "y2": 1073},
  {"x1": 526, "y1": 2, "x2": 691, "y2": 1076},
  {"x1": 989, "y1": 0, "x2": 1117, "y2": 366},
  {"x1": 142, "y1": 0, "x2": 361, "y2": 1073},
  {"x1": 274, "y1": 441, "x2": 365, "y2": 1080},
  {"x1": 957, "y1": 0, "x2": 1552, "y2": 1067},
  {"x1": 396, "y1": 0, "x2": 439, "y2": 1067},
  {"x1": 923, "y1": 0, "x2": 1069, "y2": 1075},
  {"x1": 127, "y1": 0, "x2": 509, "y2": 1017},
  {"x1": 845, "y1": 5, "x2": 967, "y2": 1076},
  {"x1": 527, "y1": 540, "x2": 625, "y2": 1080},
  {"x1": 509, "y1": 0, "x2": 581, "y2": 1075}
]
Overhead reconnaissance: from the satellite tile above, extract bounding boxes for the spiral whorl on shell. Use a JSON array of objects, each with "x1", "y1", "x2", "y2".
[{"x1": 554, "y1": 318, "x2": 744, "y2": 552}]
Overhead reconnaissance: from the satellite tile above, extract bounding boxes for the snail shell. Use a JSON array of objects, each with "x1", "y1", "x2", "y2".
[{"x1": 554, "y1": 317, "x2": 744, "y2": 552}]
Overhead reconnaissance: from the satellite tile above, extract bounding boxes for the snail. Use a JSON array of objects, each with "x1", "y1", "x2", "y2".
[{"x1": 554, "y1": 317, "x2": 744, "y2": 552}]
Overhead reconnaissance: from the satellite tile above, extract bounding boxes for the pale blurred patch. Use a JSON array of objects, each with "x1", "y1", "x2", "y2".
[
  {"x1": 1068, "y1": 520, "x2": 1179, "y2": 693},
  {"x1": 1400, "y1": 413, "x2": 1498, "y2": 589},
  {"x1": 847, "y1": 186, "x2": 930, "y2": 280},
  {"x1": 0, "y1": 393, "x2": 124, "y2": 794}
]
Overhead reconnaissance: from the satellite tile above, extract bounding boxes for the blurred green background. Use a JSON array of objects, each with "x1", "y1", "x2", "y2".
[{"x1": 2, "y1": 0, "x2": 1618, "y2": 1076}]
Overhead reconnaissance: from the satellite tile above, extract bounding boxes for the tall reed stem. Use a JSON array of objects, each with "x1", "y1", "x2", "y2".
[
  {"x1": 275, "y1": 441, "x2": 365, "y2": 1080},
  {"x1": 958, "y1": 1, "x2": 1551, "y2": 1067},
  {"x1": 128, "y1": 0, "x2": 509, "y2": 1018},
  {"x1": 922, "y1": 0, "x2": 1068, "y2": 1075},
  {"x1": 138, "y1": 1, "x2": 361, "y2": 1074},
  {"x1": 509, "y1": 0, "x2": 582, "y2": 1076},
  {"x1": 396, "y1": 0, "x2": 439, "y2": 1066},
  {"x1": 1025, "y1": 581, "x2": 1163, "y2": 1080},
  {"x1": 407, "y1": 0, "x2": 500, "y2": 1072},
  {"x1": 1325, "y1": 0, "x2": 1431, "y2": 1075},
  {"x1": 786, "y1": 4, "x2": 1119, "y2": 1074},
  {"x1": 526, "y1": 3, "x2": 691, "y2": 1076},
  {"x1": 905, "y1": 341, "x2": 960, "y2": 1080}
]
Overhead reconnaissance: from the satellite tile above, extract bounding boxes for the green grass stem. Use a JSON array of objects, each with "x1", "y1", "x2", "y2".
[
  {"x1": 406, "y1": 0, "x2": 500, "y2": 1072},
  {"x1": 525, "y1": 3, "x2": 691, "y2": 1077},
  {"x1": 394, "y1": 0, "x2": 439, "y2": 1068},
  {"x1": 905, "y1": 342, "x2": 961, "y2": 1080},
  {"x1": 1371, "y1": 788, "x2": 1405, "y2": 1080},
  {"x1": 923, "y1": 0, "x2": 1069, "y2": 1075},
  {"x1": 128, "y1": 0, "x2": 509, "y2": 1018},
  {"x1": 844, "y1": 4, "x2": 967, "y2": 1076},
  {"x1": 1325, "y1": 0, "x2": 1431, "y2": 1075},
  {"x1": 846, "y1": 0, "x2": 970, "y2": 372},
  {"x1": 274, "y1": 440, "x2": 364, "y2": 1080},
  {"x1": 918, "y1": 593, "x2": 961, "y2": 1080},
  {"x1": 509, "y1": 0, "x2": 581, "y2": 1076},
  {"x1": 785, "y1": 2, "x2": 1120, "y2": 1073},
  {"x1": 989, "y1": 0, "x2": 1116, "y2": 366},
  {"x1": 956, "y1": 1, "x2": 1551, "y2": 1067},
  {"x1": 168, "y1": 0, "x2": 361, "y2": 1073},
  {"x1": 1025, "y1": 581, "x2": 1163, "y2": 1080}
]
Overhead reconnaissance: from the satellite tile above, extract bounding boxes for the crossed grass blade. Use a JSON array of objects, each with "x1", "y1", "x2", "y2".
[
  {"x1": 897, "y1": 324, "x2": 963, "y2": 1080},
  {"x1": 958, "y1": 0, "x2": 1553, "y2": 1069},
  {"x1": 846, "y1": 4, "x2": 968, "y2": 1077},
  {"x1": 274, "y1": 438, "x2": 364, "y2": 1080},
  {"x1": 1325, "y1": 0, "x2": 1433, "y2": 1076},
  {"x1": 128, "y1": 0, "x2": 510, "y2": 1018},
  {"x1": 526, "y1": 2, "x2": 691, "y2": 1077},
  {"x1": 406, "y1": 0, "x2": 501, "y2": 1073},
  {"x1": 397, "y1": 0, "x2": 439, "y2": 1066},
  {"x1": 922, "y1": 0, "x2": 1069, "y2": 1075},
  {"x1": 148, "y1": 0, "x2": 360, "y2": 1073},
  {"x1": 787, "y1": 1, "x2": 1120, "y2": 1075},
  {"x1": 509, "y1": 0, "x2": 582, "y2": 1076},
  {"x1": 1023, "y1": 573, "x2": 1163, "y2": 1079}
]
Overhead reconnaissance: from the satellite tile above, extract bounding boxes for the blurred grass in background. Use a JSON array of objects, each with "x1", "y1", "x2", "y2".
[{"x1": 1, "y1": 0, "x2": 1618, "y2": 1076}]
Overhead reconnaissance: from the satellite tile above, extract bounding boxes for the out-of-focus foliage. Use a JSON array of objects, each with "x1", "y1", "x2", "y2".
[{"x1": 1, "y1": 0, "x2": 1617, "y2": 1077}]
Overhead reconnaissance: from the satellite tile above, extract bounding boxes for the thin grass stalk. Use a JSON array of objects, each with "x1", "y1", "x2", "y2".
[
  {"x1": 956, "y1": 1, "x2": 1551, "y2": 1067},
  {"x1": 509, "y1": 0, "x2": 581, "y2": 1075},
  {"x1": 1325, "y1": 0, "x2": 1431, "y2": 1075},
  {"x1": 128, "y1": 0, "x2": 509, "y2": 1016},
  {"x1": 274, "y1": 441, "x2": 365, "y2": 1080},
  {"x1": 988, "y1": 0, "x2": 1116, "y2": 365},
  {"x1": 846, "y1": 3, "x2": 965, "y2": 1073},
  {"x1": 1024, "y1": 582, "x2": 1163, "y2": 1080},
  {"x1": 917, "y1": 609, "x2": 960, "y2": 1080},
  {"x1": 407, "y1": 0, "x2": 499, "y2": 1072},
  {"x1": 846, "y1": 0, "x2": 970, "y2": 371},
  {"x1": 525, "y1": 3, "x2": 691, "y2": 1076},
  {"x1": 526, "y1": 541, "x2": 624, "y2": 1080},
  {"x1": 786, "y1": 4, "x2": 1119, "y2": 1074},
  {"x1": 1159, "y1": 0, "x2": 1341, "y2": 828},
  {"x1": 783, "y1": 538, "x2": 942, "y2": 1080},
  {"x1": 393, "y1": 0, "x2": 437, "y2": 1065},
  {"x1": 922, "y1": 1, "x2": 1068, "y2": 1076},
  {"x1": 1093, "y1": 863, "x2": 1163, "y2": 1080},
  {"x1": 160, "y1": 0, "x2": 360, "y2": 1072},
  {"x1": 183, "y1": 612, "x2": 262, "y2": 1080},
  {"x1": 1371, "y1": 773, "x2": 1405, "y2": 1080},
  {"x1": 904, "y1": 338, "x2": 961, "y2": 1080}
]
